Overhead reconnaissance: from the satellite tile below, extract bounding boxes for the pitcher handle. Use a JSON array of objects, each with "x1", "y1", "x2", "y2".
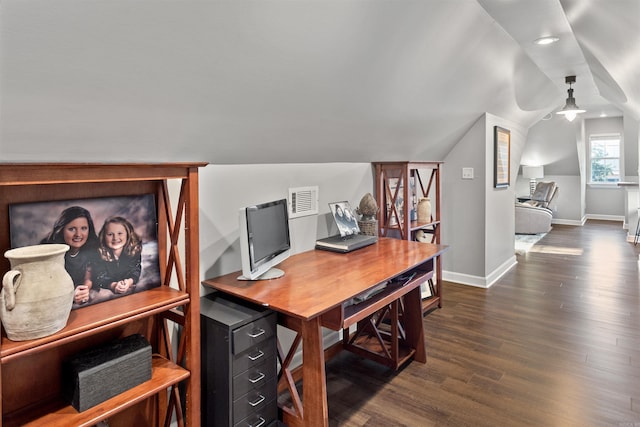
[{"x1": 2, "y1": 270, "x2": 21, "y2": 311}]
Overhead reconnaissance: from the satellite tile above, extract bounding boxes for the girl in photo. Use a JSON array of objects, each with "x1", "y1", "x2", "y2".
[{"x1": 94, "y1": 216, "x2": 142, "y2": 295}]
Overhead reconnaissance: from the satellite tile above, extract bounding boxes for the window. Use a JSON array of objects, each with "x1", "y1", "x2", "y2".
[{"x1": 589, "y1": 133, "x2": 622, "y2": 184}]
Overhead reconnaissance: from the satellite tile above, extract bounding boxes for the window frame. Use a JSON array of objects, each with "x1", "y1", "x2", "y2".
[{"x1": 587, "y1": 133, "x2": 623, "y2": 187}]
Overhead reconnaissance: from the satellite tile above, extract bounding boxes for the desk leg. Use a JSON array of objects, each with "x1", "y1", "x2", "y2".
[
  {"x1": 281, "y1": 316, "x2": 329, "y2": 427},
  {"x1": 302, "y1": 316, "x2": 329, "y2": 426},
  {"x1": 405, "y1": 286, "x2": 427, "y2": 363}
]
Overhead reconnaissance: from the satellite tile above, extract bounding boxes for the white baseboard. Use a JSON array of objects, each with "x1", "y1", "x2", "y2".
[
  {"x1": 552, "y1": 215, "x2": 624, "y2": 227},
  {"x1": 584, "y1": 214, "x2": 625, "y2": 222},
  {"x1": 552, "y1": 217, "x2": 585, "y2": 226},
  {"x1": 443, "y1": 255, "x2": 517, "y2": 289},
  {"x1": 487, "y1": 255, "x2": 518, "y2": 287},
  {"x1": 442, "y1": 271, "x2": 489, "y2": 288}
]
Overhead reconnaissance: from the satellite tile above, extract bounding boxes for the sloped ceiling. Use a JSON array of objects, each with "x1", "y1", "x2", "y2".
[
  {"x1": 562, "y1": 0, "x2": 640, "y2": 120},
  {"x1": 0, "y1": 0, "x2": 636, "y2": 164},
  {"x1": 478, "y1": 0, "x2": 639, "y2": 121}
]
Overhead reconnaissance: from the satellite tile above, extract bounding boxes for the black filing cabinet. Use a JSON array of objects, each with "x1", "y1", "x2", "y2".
[{"x1": 201, "y1": 293, "x2": 278, "y2": 427}]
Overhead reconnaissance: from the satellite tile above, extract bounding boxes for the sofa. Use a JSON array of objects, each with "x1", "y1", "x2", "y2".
[{"x1": 515, "y1": 181, "x2": 558, "y2": 234}]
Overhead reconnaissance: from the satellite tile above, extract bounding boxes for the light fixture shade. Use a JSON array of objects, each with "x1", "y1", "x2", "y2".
[
  {"x1": 522, "y1": 165, "x2": 544, "y2": 179},
  {"x1": 534, "y1": 36, "x2": 559, "y2": 45},
  {"x1": 556, "y1": 76, "x2": 585, "y2": 121}
]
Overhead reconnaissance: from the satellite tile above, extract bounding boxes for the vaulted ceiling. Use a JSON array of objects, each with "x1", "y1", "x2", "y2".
[
  {"x1": 479, "y1": 0, "x2": 639, "y2": 121},
  {"x1": 1, "y1": 1, "x2": 638, "y2": 164}
]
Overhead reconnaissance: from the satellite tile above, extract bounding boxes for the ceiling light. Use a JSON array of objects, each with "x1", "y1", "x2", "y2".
[
  {"x1": 534, "y1": 36, "x2": 559, "y2": 45},
  {"x1": 556, "y1": 75, "x2": 586, "y2": 122}
]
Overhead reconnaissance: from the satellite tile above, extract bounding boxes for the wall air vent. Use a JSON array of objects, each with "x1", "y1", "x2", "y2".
[{"x1": 288, "y1": 186, "x2": 319, "y2": 219}]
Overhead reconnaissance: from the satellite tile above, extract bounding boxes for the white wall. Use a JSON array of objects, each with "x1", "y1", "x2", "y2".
[
  {"x1": 519, "y1": 116, "x2": 587, "y2": 223},
  {"x1": 624, "y1": 118, "x2": 640, "y2": 177},
  {"x1": 577, "y1": 121, "x2": 587, "y2": 221},
  {"x1": 523, "y1": 117, "x2": 581, "y2": 175},
  {"x1": 484, "y1": 114, "x2": 526, "y2": 284},
  {"x1": 442, "y1": 113, "x2": 526, "y2": 288},
  {"x1": 198, "y1": 163, "x2": 374, "y2": 284},
  {"x1": 441, "y1": 117, "x2": 486, "y2": 279}
]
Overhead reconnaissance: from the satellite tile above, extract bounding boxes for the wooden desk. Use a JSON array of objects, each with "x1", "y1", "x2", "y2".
[{"x1": 202, "y1": 238, "x2": 447, "y2": 427}]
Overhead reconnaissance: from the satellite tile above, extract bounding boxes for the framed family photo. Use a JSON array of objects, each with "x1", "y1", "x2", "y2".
[
  {"x1": 494, "y1": 126, "x2": 511, "y2": 188},
  {"x1": 329, "y1": 200, "x2": 360, "y2": 236},
  {"x1": 9, "y1": 194, "x2": 161, "y2": 309}
]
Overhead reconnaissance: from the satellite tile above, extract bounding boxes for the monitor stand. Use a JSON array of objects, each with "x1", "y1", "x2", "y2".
[{"x1": 237, "y1": 267, "x2": 285, "y2": 281}]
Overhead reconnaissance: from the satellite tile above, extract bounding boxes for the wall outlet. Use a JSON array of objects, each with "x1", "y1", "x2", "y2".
[{"x1": 462, "y1": 167, "x2": 474, "y2": 179}]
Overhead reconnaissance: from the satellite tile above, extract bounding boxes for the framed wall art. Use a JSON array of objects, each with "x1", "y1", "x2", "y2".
[
  {"x1": 494, "y1": 126, "x2": 511, "y2": 188},
  {"x1": 9, "y1": 194, "x2": 160, "y2": 309}
]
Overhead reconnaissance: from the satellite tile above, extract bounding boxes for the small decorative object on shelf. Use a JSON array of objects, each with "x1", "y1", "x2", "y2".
[
  {"x1": 62, "y1": 334, "x2": 152, "y2": 412},
  {"x1": 1, "y1": 243, "x2": 74, "y2": 341},
  {"x1": 417, "y1": 197, "x2": 432, "y2": 222},
  {"x1": 356, "y1": 193, "x2": 379, "y2": 236},
  {"x1": 355, "y1": 192, "x2": 378, "y2": 220},
  {"x1": 415, "y1": 230, "x2": 429, "y2": 243}
]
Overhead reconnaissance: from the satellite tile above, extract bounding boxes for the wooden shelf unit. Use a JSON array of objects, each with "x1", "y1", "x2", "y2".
[
  {"x1": 373, "y1": 161, "x2": 443, "y2": 314},
  {"x1": 0, "y1": 163, "x2": 205, "y2": 427}
]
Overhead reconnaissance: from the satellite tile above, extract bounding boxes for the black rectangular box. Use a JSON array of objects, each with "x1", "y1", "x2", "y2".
[{"x1": 62, "y1": 334, "x2": 152, "y2": 412}]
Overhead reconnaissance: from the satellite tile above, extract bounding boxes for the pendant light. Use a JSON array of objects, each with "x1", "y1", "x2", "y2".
[{"x1": 556, "y1": 75, "x2": 585, "y2": 122}]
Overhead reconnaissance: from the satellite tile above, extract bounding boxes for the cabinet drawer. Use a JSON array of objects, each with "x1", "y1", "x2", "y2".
[
  {"x1": 233, "y1": 377, "x2": 277, "y2": 421},
  {"x1": 232, "y1": 339, "x2": 276, "y2": 375},
  {"x1": 233, "y1": 399, "x2": 277, "y2": 427},
  {"x1": 233, "y1": 355, "x2": 276, "y2": 397},
  {"x1": 232, "y1": 313, "x2": 276, "y2": 355}
]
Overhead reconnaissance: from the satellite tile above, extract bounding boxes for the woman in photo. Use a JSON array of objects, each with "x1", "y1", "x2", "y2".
[
  {"x1": 94, "y1": 216, "x2": 142, "y2": 295},
  {"x1": 41, "y1": 206, "x2": 99, "y2": 305}
]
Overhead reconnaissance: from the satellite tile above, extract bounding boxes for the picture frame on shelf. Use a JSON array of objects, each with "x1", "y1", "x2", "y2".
[
  {"x1": 386, "y1": 177, "x2": 404, "y2": 226},
  {"x1": 9, "y1": 194, "x2": 161, "y2": 309},
  {"x1": 409, "y1": 175, "x2": 417, "y2": 221},
  {"x1": 494, "y1": 125, "x2": 511, "y2": 188},
  {"x1": 420, "y1": 280, "x2": 432, "y2": 299}
]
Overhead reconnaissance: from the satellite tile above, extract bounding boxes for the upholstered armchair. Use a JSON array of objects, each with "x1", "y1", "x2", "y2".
[{"x1": 515, "y1": 181, "x2": 558, "y2": 234}]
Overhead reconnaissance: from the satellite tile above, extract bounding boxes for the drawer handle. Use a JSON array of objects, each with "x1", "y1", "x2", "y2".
[
  {"x1": 248, "y1": 372, "x2": 265, "y2": 383},
  {"x1": 248, "y1": 394, "x2": 266, "y2": 407},
  {"x1": 248, "y1": 350, "x2": 264, "y2": 361},
  {"x1": 250, "y1": 416, "x2": 266, "y2": 427},
  {"x1": 247, "y1": 328, "x2": 266, "y2": 338}
]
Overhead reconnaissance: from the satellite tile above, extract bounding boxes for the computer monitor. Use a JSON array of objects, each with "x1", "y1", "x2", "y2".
[{"x1": 238, "y1": 198, "x2": 291, "y2": 280}]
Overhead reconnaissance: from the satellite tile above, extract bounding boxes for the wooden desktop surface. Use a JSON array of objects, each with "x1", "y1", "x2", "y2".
[{"x1": 202, "y1": 237, "x2": 448, "y2": 321}]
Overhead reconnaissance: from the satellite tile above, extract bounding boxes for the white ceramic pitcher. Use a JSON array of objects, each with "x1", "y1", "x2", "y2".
[
  {"x1": 417, "y1": 198, "x2": 432, "y2": 222},
  {"x1": 2, "y1": 244, "x2": 74, "y2": 341}
]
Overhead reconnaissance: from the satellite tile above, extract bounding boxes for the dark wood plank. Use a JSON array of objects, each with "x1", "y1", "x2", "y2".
[{"x1": 326, "y1": 220, "x2": 640, "y2": 426}]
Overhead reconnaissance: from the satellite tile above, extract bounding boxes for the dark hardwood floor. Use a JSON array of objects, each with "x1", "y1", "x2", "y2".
[{"x1": 326, "y1": 220, "x2": 640, "y2": 426}]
